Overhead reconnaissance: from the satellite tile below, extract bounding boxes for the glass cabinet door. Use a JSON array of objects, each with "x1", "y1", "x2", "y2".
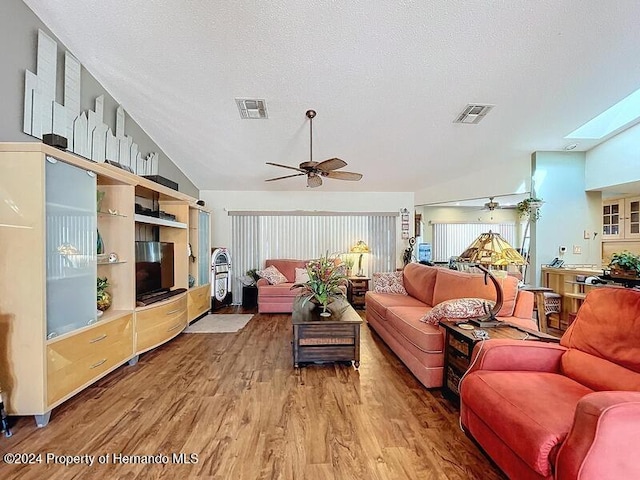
[
  {"x1": 625, "y1": 198, "x2": 640, "y2": 239},
  {"x1": 197, "y1": 210, "x2": 211, "y2": 285},
  {"x1": 45, "y1": 157, "x2": 97, "y2": 338},
  {"x1": 602, "y1": 200, "x2": 623, "y2": 240}
]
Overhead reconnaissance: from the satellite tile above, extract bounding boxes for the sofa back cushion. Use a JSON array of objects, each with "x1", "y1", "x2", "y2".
[
  {"x1": 432, "y1": 268, "x2": 519, "y2": 317},
  {"x1": 403, "y1": 263, "x2": 439, "y2": 306},
  {"x1": 264, "y1": 259, "x2": 308, "y2": 283},
  {"x1": 560, "y1": 288, "x2": 640, "y2": 390}
]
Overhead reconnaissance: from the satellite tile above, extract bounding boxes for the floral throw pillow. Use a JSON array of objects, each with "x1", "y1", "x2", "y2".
[
  {"x1": 257, "y1": 265, "x2": 288, "y2": 285},
  {"x1": 420, "y1": 298, "x2": 496, "y2": 325},
  {"x1": 372, "y1": 271, "x2": 407, "y2": 295}
]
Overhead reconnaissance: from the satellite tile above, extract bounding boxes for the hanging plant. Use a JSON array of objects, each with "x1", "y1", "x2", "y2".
[{"x1": 516, "y1": 197, "x2": 544, "y2": 221}]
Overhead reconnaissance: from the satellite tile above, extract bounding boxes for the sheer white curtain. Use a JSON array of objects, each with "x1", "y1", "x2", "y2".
[{"x1": 230, "y1": 212, "x2": 397, "y2": 304}]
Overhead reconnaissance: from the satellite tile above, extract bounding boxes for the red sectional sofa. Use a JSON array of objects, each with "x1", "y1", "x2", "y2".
[
  {"x1": 460, "y1": 287, "x2": 640, "y2": 480},
  {"x1": 257, "y1": 259, "x2": 307, "y2": 313},
  {"x1": 364, "y1": 263, "x2": 535, "y2": 388}
]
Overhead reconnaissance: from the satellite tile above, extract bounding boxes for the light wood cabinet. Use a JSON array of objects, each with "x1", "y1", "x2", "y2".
[
  {"x1": 188, "y1": 284, "x2": 211, "y2": 321},
  {"x1": 0, "y1": 143, "x2": 211, "y2": 427},
  {"x1": 601, "y1": 196, "x2": 640, "y2": 265}
]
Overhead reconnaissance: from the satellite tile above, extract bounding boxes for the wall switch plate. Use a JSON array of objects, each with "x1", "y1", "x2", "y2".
[
  {"x1": 584, "y1": 230, "x2": 591, "y2": 239},
  {"x1": 573, "y1": 245, "x2": 582, "y2": 254}
]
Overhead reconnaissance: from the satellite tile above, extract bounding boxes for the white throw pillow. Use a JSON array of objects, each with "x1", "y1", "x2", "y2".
[{"x1": 294, "y1": 267, "x2": 310, "y2": 284}]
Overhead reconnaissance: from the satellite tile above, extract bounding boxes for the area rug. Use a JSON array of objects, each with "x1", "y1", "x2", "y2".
[{"x1": 183, "y1": 314, "x2": 254, "y2": 333}]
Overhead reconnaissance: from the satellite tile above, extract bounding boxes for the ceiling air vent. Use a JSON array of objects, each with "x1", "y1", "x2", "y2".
[
  {"x1": 235, "y1": 98, "x2": 268, "y2": 119},
  {"x1": 453, "y1": 104, "x2": 494, "y2": 124}
]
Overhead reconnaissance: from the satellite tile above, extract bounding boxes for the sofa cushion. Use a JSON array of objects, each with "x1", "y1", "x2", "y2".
[
  {"x1": 402, "y1": 263, "x2": 439, "y2": 306},
  {"x1": 462, "y1": 371, "x2": 593, "y2": 477},
  {"x1": 257, "y1": 283, "x2": 303, "y2": 297},
  {"x1": 421, "y1": 297, "x2": 495, "y2": 325},
  {"x1": 257, "y1": 265, "x2": 288, "y2": 285},
  {"x1": 372, "y1": 271, "x2": 407, "y2": 295},
  {"x1": 432, "y1": 268, "x2": 518, "y2": 317},
  {"x1": 385, "y1": 306, "x2": 443, "y2": 353},
  {"x1": 365, "y1": 291, "x2": 427, "y2": 319}
]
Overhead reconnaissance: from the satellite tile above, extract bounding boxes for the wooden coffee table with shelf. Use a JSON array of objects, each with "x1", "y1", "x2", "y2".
[
  {"x1": 291, "y1": 297, "x2": 362, "y2": 368},
  {"x1": 441, "y1": 321, "x2": 560, "y2": 403}
]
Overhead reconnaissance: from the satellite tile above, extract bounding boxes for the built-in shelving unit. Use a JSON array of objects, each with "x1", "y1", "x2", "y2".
[{"x1": 0, "y1": 142, "x2": 211, "y2": 428}]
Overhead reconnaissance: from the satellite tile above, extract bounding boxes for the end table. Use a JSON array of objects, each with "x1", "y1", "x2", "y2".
[{"x1": 348, "y1": 277, "x2": 370, "y2": 309}]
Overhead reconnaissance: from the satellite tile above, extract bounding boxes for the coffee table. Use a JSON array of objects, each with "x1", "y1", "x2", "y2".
[
  {"x1": 291, "y1": 296, "x2": 362, "y2": 368},
  {"x1": 441, "y1": 321, "x2": 560, "y2": 403}
]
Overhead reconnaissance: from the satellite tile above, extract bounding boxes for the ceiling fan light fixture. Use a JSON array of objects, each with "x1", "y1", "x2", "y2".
[{"x1": 307, "y1": 174, "x2": 322, "y2": 188}]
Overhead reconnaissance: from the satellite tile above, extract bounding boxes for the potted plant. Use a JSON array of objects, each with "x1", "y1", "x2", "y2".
[
  {"x1": 293, "y1": 252, "x2": 347, "y2": 316},
  {"x1": 516, "y1": 197, "x2": 544, "y2": 221},
  {"x1": 342, "y1": 256, "x2": 355, "y2": 277},
  {"x1": 608, "y1": 251, "x2": 640, "y2": 279},
  {"x1": 97, "y1": 276, "x2": 112, "y2": 312}
]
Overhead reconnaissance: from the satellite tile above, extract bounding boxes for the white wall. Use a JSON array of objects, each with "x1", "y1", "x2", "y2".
[
  {"x1": 530, "y1": 152, "x2": 602, "y2": 285},
  {"x1": 585, "y1": 122, "x2": 640, "y2": 190},
  {"x1": 200, "y1": 190, "x2": 414, "y2": 268},
  {"x1": 414, "y1": 158, "x2": 530, "y2": 205}
]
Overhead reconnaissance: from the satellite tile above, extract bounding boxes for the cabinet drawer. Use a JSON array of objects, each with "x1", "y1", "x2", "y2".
[
  {"x1": 136, "y1": 295, "x2": 187, "y2": 331},
  {"x1": 136, "y1": 311, "x2": 187, "y2": 353},
  {"x1": 448, "y1": 348, "x2": 470, "y2": 373},
  {"x1": 47, "y1": 317, "x2": 133, "y2": 405},
  {"x1": 188, "y1": 285, "x2": 210, "y2": 320},
  {"x1": 297, "y1": 323, "x2": 357, "y2": 337},
  {"x1": 448, "y1": 335, "x2": 470, "y2": 356},
  {"x1": 47, "y1": 315, "x2": 133, "y2": 367}
]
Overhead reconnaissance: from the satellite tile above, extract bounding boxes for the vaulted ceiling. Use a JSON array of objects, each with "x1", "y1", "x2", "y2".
[{"x1": 23, "y1": 1, "x2": 640, "y2": 193}]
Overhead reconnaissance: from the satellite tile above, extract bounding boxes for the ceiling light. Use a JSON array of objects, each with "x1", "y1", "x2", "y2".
[
  {"x1": 565, "y1": 87, "x2": 640, "y2": 139},
  {"x1": 235, "y1": 98, "x2": 268, "y2": 119},
  {"x1": 453, "y1": 104, "x2": 494, "y2": 124},
  {"x1": 564, "y1": 143, "x2": 578, "y2": 151}
]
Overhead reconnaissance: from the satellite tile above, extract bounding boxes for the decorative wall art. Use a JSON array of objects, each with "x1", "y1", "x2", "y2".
[
  {"x1": 401, "y1": 208, "x2": 410, "y2": 239},
  {"x1": 23, "y1": 29, "x2": 158, "y2": 176}
]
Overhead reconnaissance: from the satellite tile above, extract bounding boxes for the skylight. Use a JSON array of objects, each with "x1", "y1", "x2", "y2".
[{"x1": 565, "y1": 87, "x2": 640, "y2": 139}]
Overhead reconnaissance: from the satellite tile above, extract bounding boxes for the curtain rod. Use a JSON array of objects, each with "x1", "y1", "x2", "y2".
[{"x1": 228, "y1": 210, "x2": 400, "y2": 217}]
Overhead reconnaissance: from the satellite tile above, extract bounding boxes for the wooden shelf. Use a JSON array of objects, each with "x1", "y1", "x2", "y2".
[
  {"x1": 564, "y1": 292, "x2": 587, "y2": 300},
  {"x1": 134, "y1": 214, "x2": 187, "y2": 228}
]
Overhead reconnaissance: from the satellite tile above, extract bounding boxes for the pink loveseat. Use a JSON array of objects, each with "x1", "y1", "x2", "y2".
[
  {"x1": 257, "y1": 259, "x2": 308, "y2": 313},
  {"x1": 365, "y1": 263, "x2": 535, "y2": 388},
  {"x1": 460, "y1": 288, "x2": 640, "y2": 480}
]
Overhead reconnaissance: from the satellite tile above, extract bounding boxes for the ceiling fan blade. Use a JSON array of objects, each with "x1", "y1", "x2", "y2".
[
  {"x1": 325, "y1": 171, "x2": 363, "y2": 181},
  {"x1": 265, "y1": 173, "x2": 306, "y2": 182},
  {"x1": 307, "y1": 174, "x2": 323, "y2": 188},
  {"x1": 266, "y1": 162, "x2": 307, "y2": 173},
  {"x1": 315, "y1": 158, "x2": 347, "y2": 171}
]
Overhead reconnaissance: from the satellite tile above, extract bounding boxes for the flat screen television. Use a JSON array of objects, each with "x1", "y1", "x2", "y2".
[{"x1": 135, "y1": 241, "x2": 175, "y2": 297}]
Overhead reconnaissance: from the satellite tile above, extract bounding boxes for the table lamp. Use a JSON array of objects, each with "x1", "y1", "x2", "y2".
[
  {"x1": 350, "y1": 240, "x2": 370, "y2": 277},
  {"x1": 457, "y1": 231, "x2": 526, "y2": 269}
]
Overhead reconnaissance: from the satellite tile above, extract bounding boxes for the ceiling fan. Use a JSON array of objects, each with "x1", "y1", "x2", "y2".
[
  {"x1": 265, "y1": 109, "x2": 363, "y2": 188},
  {"x1": 483, "y1": 197, "x2": 501, "y2": 211}
]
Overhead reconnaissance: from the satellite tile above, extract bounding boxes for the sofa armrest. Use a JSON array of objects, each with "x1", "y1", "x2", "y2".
[
  {"x1": 556, "y1": 391, "x2": 640, "y2": 480},
  {"x1": 469, "y1": 339, "x2": 566, "y2": 374},
  {"x1": 512, "y1": 290, "x2": 534, "y2": 319},
  {"x1": 256, "y1": 278, "x2": 269, "y2": 287}
]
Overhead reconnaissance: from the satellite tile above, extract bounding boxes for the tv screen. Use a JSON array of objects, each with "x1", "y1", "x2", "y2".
[{"x1": 135, "y1": 241, "x2": 175, "y2": 297}]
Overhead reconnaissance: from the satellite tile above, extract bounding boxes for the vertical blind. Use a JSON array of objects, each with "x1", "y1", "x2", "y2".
[
  {"x1": 432, "y1": 222, "x2": 517, "y2": 263},
  {"x1": 230, "y1": 213, "x2": 397, "y2": 304}
]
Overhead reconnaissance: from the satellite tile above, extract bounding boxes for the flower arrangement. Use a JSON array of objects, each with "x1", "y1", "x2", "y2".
[{"x1": 293, "y1": 252, "x2": 347, "y2": 316}]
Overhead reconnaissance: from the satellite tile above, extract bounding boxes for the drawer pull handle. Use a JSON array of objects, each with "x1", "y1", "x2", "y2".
[
  {"x1": 167, "y1": 322, "x2": 183, "y2": 332},
  {"x1": 90, "y1": 334, "x2": 108, "y2": 343},
  {"x1": 90, "y1": 358, "x2": 107, "y2": 369},
  {"x1": 166, "y1": 308, "x2": 182, "y2": 315}
]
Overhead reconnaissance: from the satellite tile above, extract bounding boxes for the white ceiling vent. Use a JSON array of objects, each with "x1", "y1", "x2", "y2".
[
  {"x1": 235, "y1": 98, "x2": 268, "y2": 119},
  {"x1": 453, "y1": 104, "x2": 494, "y2": 124}
]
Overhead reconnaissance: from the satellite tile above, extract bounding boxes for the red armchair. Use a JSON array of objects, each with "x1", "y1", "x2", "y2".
[{"x1": 459, "y1": 287, "x2": 640, "y2": 480}]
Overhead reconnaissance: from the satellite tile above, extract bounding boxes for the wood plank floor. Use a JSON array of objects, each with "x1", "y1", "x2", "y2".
[{"x1": 0, "y1": 309, "x2": 504, "y2": 479}]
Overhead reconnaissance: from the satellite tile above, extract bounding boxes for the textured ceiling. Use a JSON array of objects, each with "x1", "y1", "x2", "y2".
[{"x1": 23, "y1": 1, "x2": 640, "y2": 193}]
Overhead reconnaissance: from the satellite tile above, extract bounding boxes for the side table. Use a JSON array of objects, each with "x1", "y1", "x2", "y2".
[
  {"x1": 348, "y1": 277, "x2": 370, "y2": 309},
  {"x1": 441, "y1": 321, "x2": 560, "y2": 403}
]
